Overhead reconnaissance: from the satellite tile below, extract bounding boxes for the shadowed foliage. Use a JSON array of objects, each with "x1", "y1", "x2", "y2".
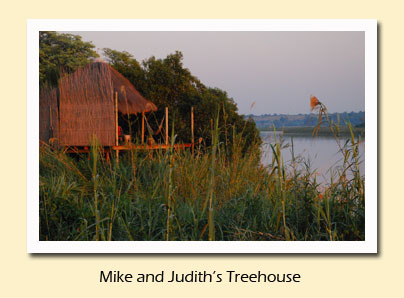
[{"x1": 39, "y1": 31, "x2": 98, "y2": 87}]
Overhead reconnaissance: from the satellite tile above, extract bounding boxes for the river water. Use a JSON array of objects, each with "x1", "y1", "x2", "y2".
[{"x1": 260, "y1": 131, "x2": 365, "y2": 184}]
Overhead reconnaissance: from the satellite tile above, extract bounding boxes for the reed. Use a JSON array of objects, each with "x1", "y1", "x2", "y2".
[
  {"x1": 208, "y1": 106, "x2": 220, "y2": 241},
  {"x1": 39, "y1": 104, "x2": 364, "y2": 241},
  {"x1": 166, "y1": 119, "x2": 176, "y2": 241},
  {"x1": 90, "y1": 136, "x2": 100, "y2": 240}
]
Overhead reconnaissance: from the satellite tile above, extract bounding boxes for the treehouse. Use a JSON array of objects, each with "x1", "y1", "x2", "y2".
[{"x1": 39, "y1": 61, "x2": 195, "y2": 158}]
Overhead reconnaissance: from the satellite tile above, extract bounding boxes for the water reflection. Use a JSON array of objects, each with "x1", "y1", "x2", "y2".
[{"x1": 260, "y1": 131, "x2": 365, "y2": 184}]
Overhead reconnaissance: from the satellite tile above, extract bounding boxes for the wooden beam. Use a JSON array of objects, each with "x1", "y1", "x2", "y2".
[
  {"x1": 115, "y1": 149, "x2": 119, "y2": 163},
  {"x1": 113, "y1": 143, "x2": 192, "y2": 150},
  {"x1": 115, "y1": 92, "x2": 119, "y2": 163},
  {"x1": 115, "y1": 92, "x2": 118, "y2": 146},
  {"x1": 141, "y1": 112, "x2": 145, "y2": 144},
  {"x1": 49, "y1": 104, "x2": 53, "y2": 139},
  {"x1": 165, "y1": 107, "x2": 168, "y2": 145},
  {"x1": 191, "y1": 106, "x2": 194, "y2": 154}
]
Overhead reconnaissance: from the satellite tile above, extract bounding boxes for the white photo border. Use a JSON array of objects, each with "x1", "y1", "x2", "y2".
[{"x1": 28, "y1": 19, "x2": 377, "y2": 253}]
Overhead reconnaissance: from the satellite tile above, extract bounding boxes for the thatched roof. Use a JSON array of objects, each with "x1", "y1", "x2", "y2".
[
  {"x1": 108, "y1": 65, "x2": 157, "y2": 115},
  {"x1": 40, "y1": 62, "x2": 157, "y2": 146},
  {"x1": 59, "y1": 61, "x2": 157, "y2": 115}
]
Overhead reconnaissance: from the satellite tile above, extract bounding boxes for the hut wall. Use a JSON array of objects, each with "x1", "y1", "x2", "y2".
[
  {"x1": 39, "y1": 87, "x2": 59, "y2": 144},
  {"x1": 58, "y1": 63, "x2": 115, "y2": 147}
]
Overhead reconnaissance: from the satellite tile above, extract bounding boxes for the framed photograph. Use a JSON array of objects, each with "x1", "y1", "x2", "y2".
[{"x1": 28, "y1": 19, "x2": 377, "y2": 253}]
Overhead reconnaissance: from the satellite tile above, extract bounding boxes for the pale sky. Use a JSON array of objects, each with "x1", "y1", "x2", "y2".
[{"x1": 63, "y1": 31, "x2": 365, "y2": 115}]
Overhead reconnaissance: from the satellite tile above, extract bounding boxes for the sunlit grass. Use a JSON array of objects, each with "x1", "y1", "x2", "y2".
[
  {"x1": 39, "y1": 134, "x2": 364, "y2": 241},
  {"x1": 39, "y1": 103, "x2": 364, "y2": 241}
]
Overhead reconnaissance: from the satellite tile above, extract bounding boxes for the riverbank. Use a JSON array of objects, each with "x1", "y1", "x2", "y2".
[{"x1": 259, "y1": 126, "x2": 365, "y2": 137}]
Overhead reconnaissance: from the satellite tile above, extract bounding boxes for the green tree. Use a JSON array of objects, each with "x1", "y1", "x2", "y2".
[
  {"x1": 103, "y1": 48, "x2": 146, "y2": 92},
  {"x1": 104, "y1": 49, "x2": 261, "y2": 152},
  {"x1": 39, "y1": 31, "x2": 260, "y2": 152},
  {"x1": 39, "y1": 31, "x2": 98, "y2": 87}
]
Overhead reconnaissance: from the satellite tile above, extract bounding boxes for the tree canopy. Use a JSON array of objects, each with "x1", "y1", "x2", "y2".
[
  {"x1": 39, "y1": 31, "x2": 98, "y2": 87},
  {"x1": 39, "y1": 32, "x2": 260, "y2": 152},
  {"x1": 104, "y1": 48, "x2": 260, "y2": 151}
]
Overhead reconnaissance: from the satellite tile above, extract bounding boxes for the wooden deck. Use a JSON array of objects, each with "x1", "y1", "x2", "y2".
[
  {"x1": 64, "y1": 143, "x2": 193, "y2": 154},
  {"x1": 112, "y1": 143, "x2": 193, "y2": 151}
]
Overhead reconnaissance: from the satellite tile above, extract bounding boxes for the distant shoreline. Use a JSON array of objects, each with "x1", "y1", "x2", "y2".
[
  {"x1": 248, "y1": 111, "x2": 365, "y2": 130},
  {"x1": 259, "y1": 126, "x2": 365, "y2": 137}
]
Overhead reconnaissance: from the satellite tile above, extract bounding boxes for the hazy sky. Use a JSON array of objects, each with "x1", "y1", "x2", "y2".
[{"x1": 63, "y1": 31, "x2": 365, "y2": 115}]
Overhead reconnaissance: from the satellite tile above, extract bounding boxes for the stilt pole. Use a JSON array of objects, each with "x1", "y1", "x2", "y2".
[
  {"x1": 141, "y1": 112, "x2": 145, "y2": 145},
  {"x1": 165, "y1": 107, "x2": 168, "y2": 145},
  {"x1": 115, "y1": 92, "x2": 118, "y2": 146},
  {"x1": 115, "y1": 91, "x2": 119, "y2": 163},
  {"x1": 191, "y1": 106, "x2": 194, "y2": 154}
]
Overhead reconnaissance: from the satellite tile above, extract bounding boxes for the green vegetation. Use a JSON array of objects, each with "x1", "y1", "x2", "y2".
[
  {"x1": 103, "y1": 49, "x2": 260, "y2": 151},
  {"x1": 39, "y1": 31, "x2": 259, "y2": 152},
  {"x1": 39, "y1": 31, "x2": 98, "y2": 87},
  {"x1": 39, "y1": 118, "x2": 364, "y2": 241},
  {"x1": 39, "y1": 32, "x2": 365, "y2": 242}
]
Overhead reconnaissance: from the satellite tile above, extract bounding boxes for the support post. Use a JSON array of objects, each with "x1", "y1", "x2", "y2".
[
  {"x1": 115, "y1": 92, "x2": 118, "y2": 146},
  {"x1": 141, "y1": 112, "x2": 145, "y2": 145},
  {"x1": 165, "y1": 107, "x2": 168, "y2": 145},
  {"x1": 106, "y1": 149, "x2": 110, "y2": 163},
  {"x1": 115, "y1": 91, "x2": 119, "y2": 163},
  {"x1": 49, "y1": 105, "x2": 53, "y2": 139},
  {"x1": 191, "y1": 106, "x2": 194, "y2": 154}
]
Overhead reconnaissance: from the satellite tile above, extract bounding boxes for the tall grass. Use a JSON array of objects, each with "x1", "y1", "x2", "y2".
[{"x1": 39, "y1": 108, "x2": 364, "y2": 241}]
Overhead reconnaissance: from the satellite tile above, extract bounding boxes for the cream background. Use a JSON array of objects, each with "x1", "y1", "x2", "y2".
[{"x1": 0, "y1": 0, "x2": 400, "y2": 296}]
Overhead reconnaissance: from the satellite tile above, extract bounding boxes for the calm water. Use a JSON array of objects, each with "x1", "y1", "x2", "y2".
[{"x1": 260, "y1": 131, "x2": 365, "y2": 183}]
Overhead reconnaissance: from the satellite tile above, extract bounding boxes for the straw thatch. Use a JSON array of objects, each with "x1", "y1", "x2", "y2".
[
  {"x1": 39, "y1": 86, "x2": 59, "y2": 144},
  {"x1": 58, "y1": 62, "x2": 115, "y2": 146},
  {"x1": 40, "y1": 61, "x2": 157, "y2": 147},
  {"x1": 109, "y1": 66, "x2": 157, "y2": 115}
]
